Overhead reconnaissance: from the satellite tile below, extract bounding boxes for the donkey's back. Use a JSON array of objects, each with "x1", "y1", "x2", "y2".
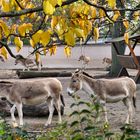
[
  {"x1": 96, "y1": 77, "x2": 136, "y2": 103},
  {"x1": 100, "y1": 77, "x2": 136, "y2": 93},
  {"x1": 9, "y1": 78, "x2": 62, "y2": 105}
]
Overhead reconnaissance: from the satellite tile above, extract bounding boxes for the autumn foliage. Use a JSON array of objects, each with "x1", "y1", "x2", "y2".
[{"x1": 0, "y1": 0, "x2": 139, "y2": 60}]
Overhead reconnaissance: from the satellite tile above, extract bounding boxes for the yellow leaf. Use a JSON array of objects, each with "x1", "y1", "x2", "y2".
[
  {"x1": 20, "y1": 15, "x2": 26, "y2": 21},
  {"x1": 112, "y1": 11, "x2": 120, "y2": 21},
  {"x1": 107, "y1": 0, "x2": 116, "y2": 9},
  {"x1": 83, "y1": 5, "x2": 90, "y2": 15},
  {"x1": 26, "y1": 2, "x2": 36, "y2": 18},
  {"x1": 74, "y1": 28, "x2": 85, "y2": 38},
  {"x1": 0, "y1": 47, "x2": 8, "y2": 59},
  {"x1": 48, "y1": 0, "x2": 57, "y2": 7},
  {"x1": 10, "y1": 0, "x2": 16, "y2": 7},
  {"x1": 45, "y1": 15, "x2": 49, "y2": 22},
  {"x1": 43, "y1": 47, "x2": 47, "y2": 55},
  {"x1": 133, "y1": 11, "x2": 139, "y2": 21},
  {"x1": 2, "y1": 0, "x2": 10, "y2": 12},
  {"x1": 29, "y1": 39, "x2": 35, "y2": 48},
  {"x1": 0, "y1": 27, "x2": 2, "y2": 40},
  {"x1": 51, "y1": 16, "x2": 58, "y2": 29},
  {"x1": 49, "y1": 45, "x2": 57, "y2": 56},
  {"x1": 92, "y1": 0, "x2": 97, "y2": 4},
  {"x1": 57, "y1": 0, "x2": 62, "y2": 6},
  {"x1": 0, "y1": 20, "x2": 10, "y2": 37},
  {"x1": 14, "y1": 37, "x2": 23, "y2": 52},
  {"x1": 40, "y1": 31, "x2": 50, "y2": 46},
  {"x1": 84, "y1": 20, "x2": 92, "y2": 36},
  {"x1": 124, "y1": 32, "x2": 129, "y2": 44},
  {"x1": 18, "y1": 23, "x2": 32, "y2": 36},
  {"x1": 32, "y1": 30, "x2": 43, "y2": 45},
  {"x1": 93, "y1": 27, "x2": 99, "y2": 42},
  {"x1": 36, "y1": 16, "x2": 41, "y2": 21},
  {"x1": 35, "y1": 52, "x2": 40, "y2": 63},
  {"x1": 43, "y1": 0, "x2": 55, "y2": 15},
  {"x1": 99, "y1": 9, "x2": 105, "y2": 18},
  {"x1": 11, "y1": 24, "x2": 17, "y2": 34},
  {"x1": 90, "y1": 7, "x2": 96, "y2": 19},
  {"x1": 29, "y1": 13, "x2": 36, "y2": 19},
  {"x1": 123, "y1": 20, "x2": 129, "y2": 30},
  {"x1": 26, "y1": 2, "x2": 34, "y2": 8},
  {"x1": 64, "y1": 46, "x2": 71, "y2": 57},
  {"x1": 65, "y1": 29, "x2": 75, "y2": 46}
]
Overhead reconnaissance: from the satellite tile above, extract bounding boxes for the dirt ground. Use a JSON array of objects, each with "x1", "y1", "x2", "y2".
[{"x1": 0, "y1": 69, "x2": 140, "y2": 132}]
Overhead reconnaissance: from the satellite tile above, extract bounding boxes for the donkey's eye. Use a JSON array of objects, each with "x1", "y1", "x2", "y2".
[{"x1": 73, "y1": 80, "x2": 77, "y2": 83}]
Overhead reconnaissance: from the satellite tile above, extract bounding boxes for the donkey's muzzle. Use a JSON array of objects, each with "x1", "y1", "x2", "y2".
[{"x1": 68, "y1": 91, "x2": 72, "y2": 96}]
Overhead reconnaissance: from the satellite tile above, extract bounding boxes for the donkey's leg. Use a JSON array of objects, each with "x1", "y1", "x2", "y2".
[
  {"x1": 15, "y1": 103, "x2": 23, "y2": 126},
  {"x1": 100, "y1": 100, "x2": 108, "y2": 123},
  {"x1": 45, "y1": 98, "x2": 54, "y2": 126},
  {"x1": 54, "y1": 98, "x2": 62, "y2": 124},
  {"x1": 102, "y1": 105, "x2": 108, "y2": 123},
  {"x1": 10, "y1": 104, "x2": 19, "y2": 127},
  {"x1": 10, "y1": 104, "x2": 16, "y2": 123},
  {"x1": 123, "y1": 98, "x2": 133, "y2": 124}
]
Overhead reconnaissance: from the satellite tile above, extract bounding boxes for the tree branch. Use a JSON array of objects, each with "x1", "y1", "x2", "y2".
[
  {"x1": 15, "y1": 0, "x2": 24, "y2": 10},
  {"x1": 0, "y1": 0, "x2": 78, "y2": 18},
  {"x1": 0, "y1": 41, "x2": 16, "y2": 58},
  {"x1": 83, "y1": 0, "x2": 113, "y2": 21}
]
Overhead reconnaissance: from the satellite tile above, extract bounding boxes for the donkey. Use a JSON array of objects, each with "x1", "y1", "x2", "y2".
[
  {"x1": 0, "y1": 79, "x2": 65, "y2": 127},
  {"x1": 78, "y1": 55, "x2": 91, "y2": 70},
  {"x1": 78, "y1": 55, "x2": 90, "y2": 65},
  {"x1": 15, "y1": 54, "x2": 42, "y2": 71},
  {"x1": 102, "y1": 57, "x2": 112, "y2": 67},
  {"x1": 67, "y1": 70, "x2": 136, "y2": 124}
]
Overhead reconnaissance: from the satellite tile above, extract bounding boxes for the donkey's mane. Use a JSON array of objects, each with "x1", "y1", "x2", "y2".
[{"x1": 82, "y1": 71, "x2": 94, "y2": 79}]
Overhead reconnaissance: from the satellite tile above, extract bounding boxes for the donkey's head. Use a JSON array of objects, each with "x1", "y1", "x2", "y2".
[
  {"x1": 15, "y1": 55, "x2": 24, "y2": 65},
  {"x1": 67, "y1": 69, "x2": 83, "y2": 96},
  {"x1": 0, "y1": 81, "x2": 13, "y2": 97}
]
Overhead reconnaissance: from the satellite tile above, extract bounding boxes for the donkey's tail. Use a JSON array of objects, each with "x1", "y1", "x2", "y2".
[
  {"x1": 132, "y1": 96, "x2": 136, "y2": 108},
  {"x1": 132, "y1": 90, "x2": 136, "y2": 108},
  {"x1": 60, "y1": 94, "x2": 65, "y2": 106}
]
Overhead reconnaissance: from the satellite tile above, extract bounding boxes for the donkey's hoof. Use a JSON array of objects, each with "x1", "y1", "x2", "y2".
[
  {"x1": 12, "y1": 122, "x2": 18, "y2": 128},
  {"x1": 45, "y1": 123, "x2": 51, "y2": 127}
]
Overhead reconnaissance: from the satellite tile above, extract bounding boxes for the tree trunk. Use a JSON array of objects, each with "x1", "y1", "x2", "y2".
[
  {"x1": 0, "y1": 100, "x2": 64, "y2": 117},
  {"x1": 16, "y1": 70, "x2": 72, "y2": 79},
  {"x1": 109, "y1": 0, "x2": 126, "y2": 77}
]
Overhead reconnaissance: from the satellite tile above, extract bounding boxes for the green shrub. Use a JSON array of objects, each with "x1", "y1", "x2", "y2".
[{"x1": 0, "y1": 94, "x2": 140, "y2": 140}]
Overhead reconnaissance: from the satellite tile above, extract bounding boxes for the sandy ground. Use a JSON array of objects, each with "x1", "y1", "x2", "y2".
[{"x1": 0, "y1": 69, "x2": 140, "y2": 133}]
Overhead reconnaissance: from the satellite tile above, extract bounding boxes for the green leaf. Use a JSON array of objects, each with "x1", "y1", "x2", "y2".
[
  {"x1": 72, "y1": 129, "x2": 82, "y2": 134},
  {"x1": 105, "y1": 132, "x2": 114, "y2": 137},
  {"x1": 70, "y1": 121, "x2": 79, "y2": 127},
  {"x1": 77, "y1": 101, "x2": 86, "y2": 106},
  {"x1": 80, "y1": 116, "x2": 87, "y2": 123},
  {"x1": 84, "y1": 126, "x2": 96, "y2": 131},
  {"x1": 80, "y1": 109, "x2": 91, "y2": 115},
  {"x1": 70, "y1": 103, "x2": 77, "y2": 108},
  {"x1": 71, "y1": 133, "x2": 84, "y2": 140},
  {"x1": 69, "y1": 111, "x2": 79, "y2": 117}
]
